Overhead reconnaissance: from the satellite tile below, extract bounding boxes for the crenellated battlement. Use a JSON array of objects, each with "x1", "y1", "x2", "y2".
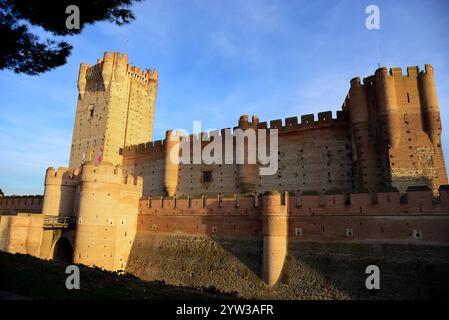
[
  {"x1": 345, "y1": 65, "x2": 436, "y2": 92},
  {"x1": 102, "y1": 51, "x2": 128, "y2": 64},
  {"x1": 81, "y1": 161, "x2": 122, "y2": 177},
  {"x1": 290, "y1": 185, "x2": 449, "y2": 215},
  {"x1": 80, "y1": 161, "x2": 142, "y2": 189},
  {"x1": 124, "y1": 174, "x2": 144, "y2": 190},
  {"x1": 343, "y1": 63, "x2": 447, "y2": 193},
  {"x1": 138, "y1": 185, "x2": 449, "y2": 215},
  {"x1": 0, "y1": 195, "x2": 43, "y2": 213},
  {"x1": 237, "y1": 114, "x2": 259, "y2": 130},
  {"x1": 114, "y1": 63, "x2": 446, "y2": 198},
  {"x1": 140, "y1": 193, "x2": 260, "y2": 215},
  {"x1": 45, "y1": 167, "x2": 80, "y2": 186},
  {"x1": 353, "y1": 64, "x2": 435, "y2": 85},
  {"x1": 83, "y1": 63, "x2": 102, "y2": 81},
  {"x1": 8, "y1": 56, "x2": 449, "y2": 288},
  {"x1": 73, "y1": 52, "x2": 159, "y2": 168},
  {"x1": 121, "y1": 139, "x2": 165, "y2": 157},
  {"x1": 127, "y1": 65, "x2": 158, "y2": 85},
  {"x1": 121, "y1": 111, "x2": 350, "y2": 159},
  {"x1": 135, "y1": 185, "x2": 449, "y2": 255},
  {"x1": 79, "y1": 51, "x2": 158, "y2": 88},
  {"x1": 256, "y1": 111, "x2": 348, "y2": 132}
]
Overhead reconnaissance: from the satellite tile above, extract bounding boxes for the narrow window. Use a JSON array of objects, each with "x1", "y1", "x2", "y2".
[
  {"x1": 202, "y1": 171, "x2": 212, "y2": 183},
  {"x1": 88, "y1": 105, "x2": 95, "y2": 118},
  {"x1": 407, "y1": 92, "x2": 410, "y2": 103}
]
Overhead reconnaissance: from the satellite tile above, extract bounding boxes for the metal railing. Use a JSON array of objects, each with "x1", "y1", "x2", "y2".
[{"x1": 43, "y1": 215, "x2": 77, "y2": 230}]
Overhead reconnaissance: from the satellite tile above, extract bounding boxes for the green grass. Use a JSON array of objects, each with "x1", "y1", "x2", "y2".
[{"x1": 0, "y1": 251, "x2": 234, "y2": 300}]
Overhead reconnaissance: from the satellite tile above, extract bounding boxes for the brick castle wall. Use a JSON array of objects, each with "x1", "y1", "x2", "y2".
[
  {"x1": 137, "y1": 186, "x2": 449, "y2": 243},
  {"x1": 122, "y1": 112, "x2": 354, "y2": 196},
  {"x1": 0, "y1": 196, "x2": 43, "y2": 215}
]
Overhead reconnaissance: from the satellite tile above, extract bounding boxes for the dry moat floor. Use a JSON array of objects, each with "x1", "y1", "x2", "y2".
[
  {"x1": 0, "y1": 252, "x2": 233, "y2": 300},
  {"x1": 1, "y1": 242, "x2": 449, "y2": 300}
]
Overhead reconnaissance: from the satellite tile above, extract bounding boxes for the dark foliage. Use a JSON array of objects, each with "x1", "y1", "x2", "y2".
[{"x1": 0, "y1": 0, "x2": 142, "y2": 75}]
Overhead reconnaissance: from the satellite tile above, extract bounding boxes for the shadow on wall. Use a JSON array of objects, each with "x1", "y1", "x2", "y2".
[
  {"x1": 282, "y1": 242, "x2": 449, "y2": 300},
  {"x1": 124, "y1": 234, "x2": 265, "y2": 297},
  {"x1": 124, "y1": 196, "x2": 267, "y2": 296},
  {"x1": 58, "y1": 170, "x2": 80, "y2": 217},
  {"x1": 0, "y1": 196, "x2": 43, "y2": 215},
  {"x1": 200, "y1": 195, "x2": 263, "y2": 278},
  {"x1": 210, "y1": 237, "x2": 262, "y2": 279},
  {"x1": 390, "y1": 175, "x2": 437, "y2": 195}
]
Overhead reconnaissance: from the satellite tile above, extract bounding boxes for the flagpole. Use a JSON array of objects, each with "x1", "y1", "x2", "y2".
[{"x1": 377, "y1": 38, "x2": 381, "y2": 68}]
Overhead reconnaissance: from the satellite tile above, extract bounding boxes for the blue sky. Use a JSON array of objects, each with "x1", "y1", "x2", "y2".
[{"x1": 1, "y1": 0, "x2": 449, "y2": 195}]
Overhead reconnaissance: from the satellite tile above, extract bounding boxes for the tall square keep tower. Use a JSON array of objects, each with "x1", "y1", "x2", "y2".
[{"x1": 69, "y1": 52, "x2": 158, "y2": 168}]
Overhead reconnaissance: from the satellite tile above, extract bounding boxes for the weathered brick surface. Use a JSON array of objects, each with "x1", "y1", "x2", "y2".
[{"x1": 137, "y1": 190, "x2": 449, "y2": 243}]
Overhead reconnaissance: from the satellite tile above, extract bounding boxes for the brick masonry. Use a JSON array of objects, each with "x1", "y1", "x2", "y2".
[{"x1": 1, "y1": 53, "x2": 448, "y2": 295}]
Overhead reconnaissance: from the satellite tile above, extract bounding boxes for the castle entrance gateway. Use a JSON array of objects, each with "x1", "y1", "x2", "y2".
[{"x1": 53, "y1": 237, "x2": 73, "y2": 263}]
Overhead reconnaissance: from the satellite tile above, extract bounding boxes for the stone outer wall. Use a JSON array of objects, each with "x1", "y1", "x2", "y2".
[
  {"x1": 137, "y1": 187, "x2": 449, "y2": 242},
  {"x1": 130, "y1": 188, "x2": 449, "y2": 290},
  {"x1": 1, "y1": 183, "x2": 449, "y2": 297},
  {"x1": 0, "y1": 196, "x2": 43, "y2": 215},
  {"x1": 0, "y1": 214, "x2": 44, "y2": 256},
  {"x1": 0, "y1": 162, "x2": 143, "y2": 271}
]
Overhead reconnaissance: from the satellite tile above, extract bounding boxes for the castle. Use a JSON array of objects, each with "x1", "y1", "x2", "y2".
[{"x1": 1, "y1": 52, "x2": 448, "y2": 295}]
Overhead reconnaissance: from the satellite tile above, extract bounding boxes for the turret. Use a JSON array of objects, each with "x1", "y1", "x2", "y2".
[
  {"x1": 114, "y1": 52, "x2": 128, "y2": 84},
  {"x1": 164, "y1": 130, "x2": 181, "y2": 196},
  {"x1": 77, "y1": 63, "x2": 89, "y2": 98},
  {"x1": 101, "y1": 51, "x2": 114, "y2": 87},
  {"x1": 237, "y1": 115, "x2": 260, "y2": 193},
  {"x1": 149, "y1": 69, "x2": 158, "y2": 84},
  {"x1": 73, "y1": 161, "x2": 142, "y2": 270},
  {"x1": 146, "y1": 69, "x2": 158, "y2": 142},
  {"x1": 419, "y1": 64, "x2": 441, "y2": 144},
  {"x1": 349, "y1": 77, "x2": 370, "y2": 123},
  {"x1": 42, "y1": 167, "x2": 79, "y2": 217},
  {"x1": 348, "y1": 77, "x2": 382, "y2": 191},
  {"x1": 262, "y1": 191, "x2": 288, "y2": 287},
  {"x1": 375, "y1": 67, "x2": 402, "y2": 149}
]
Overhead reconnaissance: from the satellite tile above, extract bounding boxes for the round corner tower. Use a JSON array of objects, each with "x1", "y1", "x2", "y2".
[
  {"x1": 42, "y1": 167, "x2": 79, "y2": 217},
  {"x1": 73, "y1": 161, "x2": 142, "y2": 270},
  {"x1": 262, "y1": 190, "x2": 288, "y2": 287}
]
